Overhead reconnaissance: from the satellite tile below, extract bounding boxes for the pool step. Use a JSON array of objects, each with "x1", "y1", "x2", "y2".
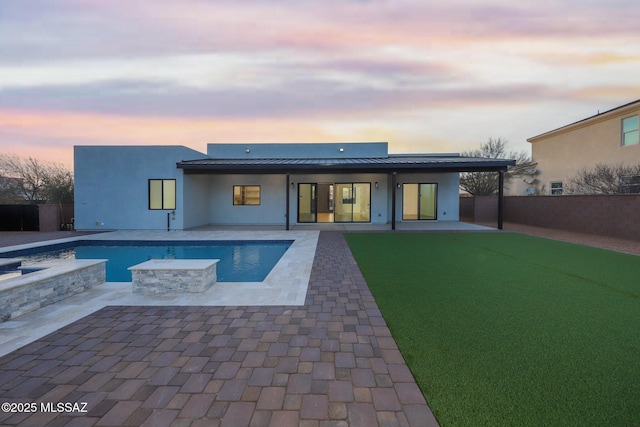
[{"x1": 0, "y1": 258, "x2": 25, "y2": 271}]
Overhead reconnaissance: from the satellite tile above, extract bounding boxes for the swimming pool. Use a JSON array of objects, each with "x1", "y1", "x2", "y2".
[{"x1": 1, "y1": 240, "x2": 293, "y2": 282}]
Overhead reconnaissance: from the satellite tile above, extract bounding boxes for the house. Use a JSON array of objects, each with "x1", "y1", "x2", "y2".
[
  {"x1": 74, "y1": 142, "x2": 514, "y2": 230},
  {"x1": 527, "y1": 99, "x2": 640, "y2": 195}
]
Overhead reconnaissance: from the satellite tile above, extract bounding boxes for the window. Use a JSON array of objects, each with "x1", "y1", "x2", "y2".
[
  {"x1": 550, "y1": 181, "x2": 563, "y2": 196},
  {"x1": 619, "y1": 174, "x2": 640, "y2": 194},
  {"x1": 149, "y1": 179, "x2": 176, "y2": 210},
  {"x1": 402, "y1": 183, "x2": 437, "y2": 220},
  {"x1": 622, "y1": 116, "x2": 639, "y2": 146},
  {"x1": 233, "y1": 185, "x2": 260, "y2": 205},
  {"x1": 334, "y1": 183, "x2": 370, "y2": 222}
]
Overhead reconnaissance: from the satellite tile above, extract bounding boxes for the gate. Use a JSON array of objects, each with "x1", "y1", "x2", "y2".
[{"x1": 0, "y1": 205, "x2": 40, "y2": 231}]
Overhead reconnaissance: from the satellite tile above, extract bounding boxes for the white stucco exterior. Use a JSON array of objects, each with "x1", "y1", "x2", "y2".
[{"x1": 74, "y1": 143, "x2": 468, "y2": 230}]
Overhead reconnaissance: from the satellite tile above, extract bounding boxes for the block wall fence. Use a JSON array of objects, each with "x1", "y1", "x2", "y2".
[
  {"x1": 461, "y1": 195, "x2": 640, "y2": 241},
  {"x1": 39, "y1": 204, "x2": 74, "y2": 232}
]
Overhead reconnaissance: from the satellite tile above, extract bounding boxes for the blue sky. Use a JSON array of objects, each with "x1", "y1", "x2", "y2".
[{"x1": 1, "y1": 0, "x2": 639, "y2": 166}]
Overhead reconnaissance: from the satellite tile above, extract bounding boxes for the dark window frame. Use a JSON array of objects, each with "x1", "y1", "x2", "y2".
[
  {"x1": 233, "y1": 185, "x2": 261, "y2": 206},
  {"x1": 402, "y1": 182, "x2": 438, "y2": 221},
  {"x1": 334, "y1": 182, "x2": 371, "y2": 223},
  {"x1": 148, "y1": 179, "x2": 176, "y2": 210}
]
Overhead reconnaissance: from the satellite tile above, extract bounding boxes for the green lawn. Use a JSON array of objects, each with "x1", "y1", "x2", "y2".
[{"x1": 345, "y1": 232, "x2": 640, "y2": 427}]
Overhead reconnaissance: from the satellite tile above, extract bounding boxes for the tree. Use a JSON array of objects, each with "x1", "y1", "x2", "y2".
[
  {"x1": 459, "y1": 138, "x2": 531, "y2": 196},
  {"x1": 566, "y1": 163, "x2": 640, "y2": 195},
  {"x1": 0, "y1": 154, "x2": 74, "y2": 204}
]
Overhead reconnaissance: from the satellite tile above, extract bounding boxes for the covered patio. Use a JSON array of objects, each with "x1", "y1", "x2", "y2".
[{"x1": 178, "y1": 148, "x2": 515, "y2": 230}]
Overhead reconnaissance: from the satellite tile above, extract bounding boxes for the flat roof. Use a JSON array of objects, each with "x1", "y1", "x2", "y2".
[{"x1": 177, "y1": 155, "x2": 515, "y2": 174}]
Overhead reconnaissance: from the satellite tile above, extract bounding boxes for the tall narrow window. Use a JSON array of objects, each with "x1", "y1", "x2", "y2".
[
  {"x1": 149, "y1": 179, "x2": 176, "y2": 210},
  {"x1": 233, "y1": 185, "x2": 260, "y2": 205},
  {"x1": 298, "y1": 183, "x2": 317, "y2": 223},
  {"x1": 622, "y1": 116, "x2": 639, "y2": 146}
]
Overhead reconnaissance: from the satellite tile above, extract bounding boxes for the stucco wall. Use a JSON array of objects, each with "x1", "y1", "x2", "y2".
[
  {"x1": 395, "y1": 172, "x2": 460, "y2": 221},
  {"x1": 74, "y1": 145, "x2": 206, "y2": 230},
  {"x1": 291, "y1": 173, "x2": 389, "y2": 224},
  {"x1": 182, "y1": 175, "x2": 211, "y2": 229},
  {"x1": 75, "y1": 144, "x2": 463, "y2": 229},
  {"x1": 531, "y1": 103, "x2": 640, "y2": 195},
  {"x1": 207, "y1": 142, "x2": 388, "y2": 159},
  {"x1": 207, "y1": 174, "x2": 288, "y2": 225}
]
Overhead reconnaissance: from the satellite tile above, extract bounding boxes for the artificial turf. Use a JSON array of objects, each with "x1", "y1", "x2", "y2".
[{"x1": 344, "y1": 232, "x2": 640, "y2": 427}]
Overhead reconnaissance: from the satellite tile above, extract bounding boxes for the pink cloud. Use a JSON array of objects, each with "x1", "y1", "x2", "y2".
[
  {"x1": 6, "y1": 0, "x2": 636, "y2": 62},
  {"x1": 87, "y1": 1, "x2": 640, "y2": 50}
]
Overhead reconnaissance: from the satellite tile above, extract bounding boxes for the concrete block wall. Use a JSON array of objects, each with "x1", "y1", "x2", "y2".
[
  {"x1": 39, "y1": 204, "x2": 74, "y2": 232},
  {"x1": 473, "y1": 196, "x2": 498, "y2": 223},
  {"x1": 459, "y1": 197, "x2": 474, "y2": 221},
  {"x1": 462, "y1": 195, "x2": 640, "y2": 240},
  {"x1": 504, "y1": 195, "x2": 640, "y2": 240}
]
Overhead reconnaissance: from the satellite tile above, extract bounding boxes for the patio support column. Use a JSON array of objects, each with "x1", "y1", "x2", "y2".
[
  {"x1": 391, "y1": 171, "x2": 397, "y2": 230},
  {"x1": 286, "y1": 172, "x2": 290, "y2": 230},
  {"x1": 498, "y1": 170, "x2": 505, "y2": 230}
]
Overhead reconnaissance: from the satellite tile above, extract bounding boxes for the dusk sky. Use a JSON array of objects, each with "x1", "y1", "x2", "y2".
[{"x1": 1, "y1": 0, "x2": 639, "y2": 167}]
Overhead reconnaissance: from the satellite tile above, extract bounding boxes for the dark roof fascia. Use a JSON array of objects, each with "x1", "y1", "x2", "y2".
[{"x1": 178, "y1": 158, "x2": 515, "y2": 174}]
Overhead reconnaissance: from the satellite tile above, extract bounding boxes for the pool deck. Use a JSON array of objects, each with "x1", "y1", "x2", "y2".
[
  {"x1": 0, "y1": 230, "x2": 440, "y2": 426},
  {"x1": 0, "y1": 230, "x2": 319, "y2": 357}
]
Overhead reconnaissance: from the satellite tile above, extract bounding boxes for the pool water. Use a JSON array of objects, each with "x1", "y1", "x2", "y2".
[{"x1": 3, "y1": 240, "x2": 293, "y2": 282}]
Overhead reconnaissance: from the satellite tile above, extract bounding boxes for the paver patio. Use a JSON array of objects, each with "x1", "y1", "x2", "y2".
[{"x1": 0, "y1": 232, "x2": 438, "y2": 426}]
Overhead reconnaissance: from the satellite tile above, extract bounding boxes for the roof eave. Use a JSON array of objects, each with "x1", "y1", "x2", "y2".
[
  {"x1": 177, "y1": 161, "x2": 514, "y2": 174},
  {"x1": 528, "y1": 99, "x2": 640, "y2": 142}
]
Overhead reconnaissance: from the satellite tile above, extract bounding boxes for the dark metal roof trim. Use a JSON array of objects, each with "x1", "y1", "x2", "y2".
[{"x1": 177, "y1": 156, "x2": 515, "y2": 174}]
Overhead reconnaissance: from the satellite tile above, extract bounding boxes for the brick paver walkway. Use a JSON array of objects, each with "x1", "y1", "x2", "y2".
[{"x1": 0, "y1": 232, "x2": 438, "y2": 426}]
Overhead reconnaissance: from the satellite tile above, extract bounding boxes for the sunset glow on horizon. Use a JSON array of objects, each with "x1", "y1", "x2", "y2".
[{"x1": 1, "y1": 0, "x2": 639, "y2": 167}]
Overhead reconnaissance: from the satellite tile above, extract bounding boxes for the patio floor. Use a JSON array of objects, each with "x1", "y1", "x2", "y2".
[{"x1": 0, "y1": 232, "x2": 438, "y2": 426}]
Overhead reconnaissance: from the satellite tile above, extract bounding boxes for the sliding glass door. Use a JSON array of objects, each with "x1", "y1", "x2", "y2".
[
  {"x1": 298, "y1": 183, "x2": 317, "y2": 223},
  {"x1": 352, "y1": 183, "x2": 371, "y2": 222},
  {"x1": 402, "y1": 183, "x2": 437, "y2": 220},
  {"x1": 299, "y1": 182, "x2": 370, "y2": 223},
  {"x1": 335, "y1": 183, "x2": 370, "y2": 222}
]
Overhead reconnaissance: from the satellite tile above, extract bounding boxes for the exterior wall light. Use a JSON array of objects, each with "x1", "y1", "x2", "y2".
[
  {"x1": 245, "y1": 148, "x2": 250, "y2": 153},
  {"x1": 290, "y1": 182, "x2": 295, "y2": 189},
  {"x1": 339, "y1": 147, "x2": 344, "y2": 152},
  {"x1": 397, "y1": 183, "x2": 401, "y2": 189},
  {"x1": 375, "y1": 182, "x2": 379, "y2": 189}
]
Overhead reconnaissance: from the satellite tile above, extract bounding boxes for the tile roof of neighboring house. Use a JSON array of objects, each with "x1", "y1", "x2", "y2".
[
  {"x1": 177, "y1": 154, "x2": 515, "y2": 174},
  {"x1": 528, "y1": 99, "x2": 640, "y2": 142}
]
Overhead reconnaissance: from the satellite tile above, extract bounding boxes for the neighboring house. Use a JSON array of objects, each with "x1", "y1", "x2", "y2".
[
  {"x1": 74, "y1": 142, "x2": 514, "y2": 230},
  {"x1": 501, "y1": 162, "x2": 539, "y2": 197},
  {"x1": 527, "y1": 99, "x2": 640, "y2": 195}
]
